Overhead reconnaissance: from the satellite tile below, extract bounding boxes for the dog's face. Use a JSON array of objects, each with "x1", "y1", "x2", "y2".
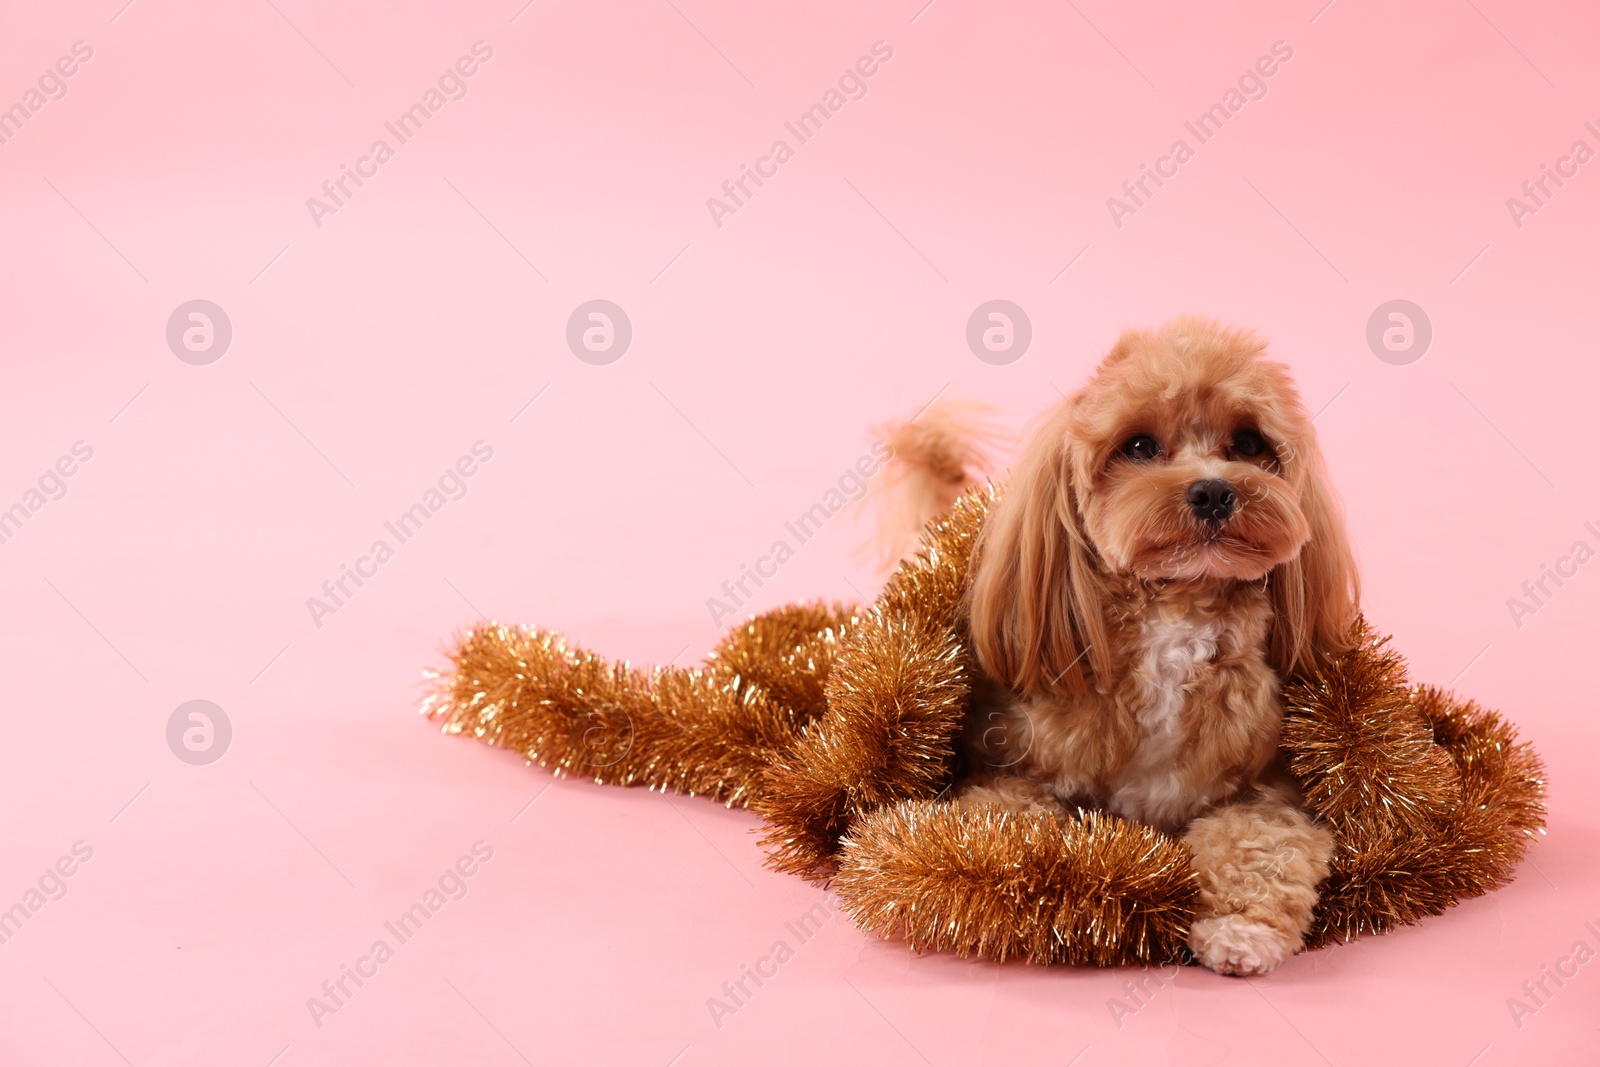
[
  {"x1": 967, "y1": 317, "x2": 1359, "y2": 695},
  {"x1": 1068, "y1": 324, "x2": 1315, "y2": 583}
]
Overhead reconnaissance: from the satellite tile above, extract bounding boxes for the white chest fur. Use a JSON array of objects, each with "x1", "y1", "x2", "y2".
[{"x1": 1107, "y1": 608, "x2": 1227, "y2": 829}]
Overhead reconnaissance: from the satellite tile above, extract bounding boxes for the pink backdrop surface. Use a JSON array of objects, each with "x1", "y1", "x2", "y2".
[{"x1": 2, "y1": 0, "x2": 1597, "y2": 1064}]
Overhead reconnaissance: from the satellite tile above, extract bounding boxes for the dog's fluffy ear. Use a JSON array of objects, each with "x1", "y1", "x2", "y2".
[
  {"x1": 1268, "y1": 444, "x2": 1360, "y2": 679},
  {"x1": 967, "y1": 405, "x2": 1109, "y2": 697}
]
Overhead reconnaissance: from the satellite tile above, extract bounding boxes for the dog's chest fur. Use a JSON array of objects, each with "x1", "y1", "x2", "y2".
[
  {"x1": 964, "y1": 582, "x2": 1281, "y2": 833},
  {"x1": 1107, "y1": 605, "x2": 1233, "y2": 827},
  {"x1": 1103, "y1": 585, "x2": 1280, "y2": 828}
]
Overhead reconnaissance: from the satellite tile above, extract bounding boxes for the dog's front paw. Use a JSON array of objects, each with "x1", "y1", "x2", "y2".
[{"x1": 1188, "y1": 914, "x2": 1295, "y2": 976}]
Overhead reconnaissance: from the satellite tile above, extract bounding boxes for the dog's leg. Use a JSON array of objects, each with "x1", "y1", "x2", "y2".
[
  {"x1": 957, "y1": 774, "x2": 1068, "y2": 817},
  {"x1": 1183, "y1": 785, "x2": 1332, "y2": 976}
]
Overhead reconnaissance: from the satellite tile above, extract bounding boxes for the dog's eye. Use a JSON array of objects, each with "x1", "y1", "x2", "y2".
[
  {"x1": 1121, "y1": 434, "x2": 1162, "y2": 463},
  {"x1": 1230, "y1": 429, "x2": 1267, "y2": 458}
]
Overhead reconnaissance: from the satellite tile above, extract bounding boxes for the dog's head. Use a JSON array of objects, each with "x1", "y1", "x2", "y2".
[{"x1": 968, "y1": 317, "x2": 1358, "y2": 695}]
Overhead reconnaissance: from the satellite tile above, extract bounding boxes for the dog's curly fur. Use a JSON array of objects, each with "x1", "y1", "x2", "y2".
[{"x1": 899, "y1": 317, "x2": 1356, "y2": 975}]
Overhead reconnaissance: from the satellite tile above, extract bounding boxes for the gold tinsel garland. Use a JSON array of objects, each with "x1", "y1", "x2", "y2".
[{"x1": 424, "y1": 487, "x2": 1545, "y2": 966}]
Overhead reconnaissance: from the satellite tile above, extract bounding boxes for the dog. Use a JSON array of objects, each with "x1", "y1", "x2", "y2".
[{"x1": 885, "y1": 317, "x2": 1356, "y2": 975}]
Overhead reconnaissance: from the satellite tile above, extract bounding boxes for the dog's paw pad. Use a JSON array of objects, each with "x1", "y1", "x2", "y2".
[{"x1": 1188, "y1": 915, "x2": 1293, "y2": 976}]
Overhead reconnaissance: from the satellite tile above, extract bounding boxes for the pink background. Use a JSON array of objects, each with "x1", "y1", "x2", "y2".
[{"x1": 2, "y1": 0, "x2": 1597, "y2": 1063}]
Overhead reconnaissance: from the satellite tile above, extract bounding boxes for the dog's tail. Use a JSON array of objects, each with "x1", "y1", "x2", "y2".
[{"x1": 871, "y1": 401, "x2": 1001, "y2": 568}]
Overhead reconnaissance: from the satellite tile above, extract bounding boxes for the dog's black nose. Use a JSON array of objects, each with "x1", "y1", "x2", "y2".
[{"x1": 1187, "y1": 479, "x2": 1236, "y2": 522}]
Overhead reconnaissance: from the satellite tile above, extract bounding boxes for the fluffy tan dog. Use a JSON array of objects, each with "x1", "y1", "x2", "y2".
[{"x1": 892, "y1": 317, "x2": 1357, "y2": 975}]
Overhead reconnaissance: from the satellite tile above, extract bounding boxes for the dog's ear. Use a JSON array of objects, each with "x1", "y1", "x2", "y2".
[
  {"x1": 968, "y1": 405, "x2": 1109, "y2": 697},
  {"x1": 1267, "y1": 442, "x2": 1360, "y2": 679}
]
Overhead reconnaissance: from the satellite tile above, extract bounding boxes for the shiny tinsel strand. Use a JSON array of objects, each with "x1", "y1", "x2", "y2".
[
  {"x1": 424, "y1": 605, "x2": 862, "y2": 809},
  {"x1": 753, "y1": 488, "x2": 994, "y2": 876},
  {"x1": 1283, "y1": 632, "x2": 1547, "y2": 948},
  {"x1": 835, "y1": 801, "x2": 1196, "y2": 965}
]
